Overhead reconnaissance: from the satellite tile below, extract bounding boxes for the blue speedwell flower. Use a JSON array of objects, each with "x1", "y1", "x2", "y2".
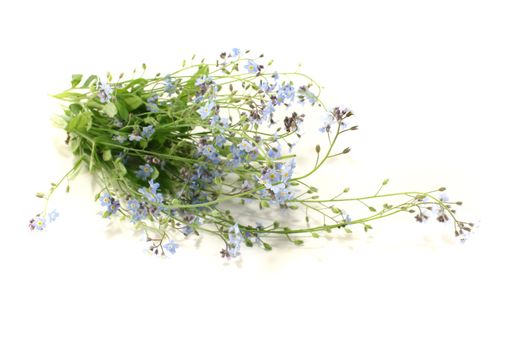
[
  {"x1": 146, "y1": 95, "x2": 159, "y2": 113},
  {"x1": 106, "y1": 200, "x2": 120, "y2": 215},
  {"x1": 99, "y1": 192, "x2": 113, "y2": 207},
  {"x1": 136, "y1": 164, "x2": 154, "y2": 180},
  {"x1": 127, "y1": 199, "x2": 147, "y2": 223},
  {"x1": 99, "y1": 192, "x2": 120, "y2": 217},
  {"x1": 276, "y1": 83, "x2": 295, "y2": 105},
  {"x1": 181, "y1": 226, "x2": 193, "y2": 236},
  {"x1": 319, "y1": 114, "x2": 335, "y2": 133},
  {"x1": 48, "y1": 209, "x2": 59, "y2": 222},
  {"x1": 238, "y1": 139, "x2": 257, "y2": 153},
  {"x1": 112, "y1": 135, "x2": 126, "y2": 144},
  {"x1": 98, "y1": 82, "x2": 113, "y2": 103},
  {"x1": 232, "y1": 48, "x2": 241, "y2": 57},
  {"x1": 163, "y1": 240, "x2": 179, "y2": 254},
  {"x1": 197, "y1": 100, "x2": 216, "y2": 119},
  {"x1": 30, "y1": 216, "x2": 46, "y2": 231},
  {"x1": 195, "y1": 75, "x2": 213, "y2": 86},
  {"x1": 129, "y1": 132, "x2": 142, "y2": 142},
  {"x1": 138, "y1": 180, "x2": 163, "y2": 204},
  {"x1": 141, "y1": 125, "x2": 155, "y2": 139},
  {"x1": 199, "y1": 144, "x2": 220, "y2": 164},
  {"x1": 163, "y1": 75, "x2": 176, "y2": 94},
  {"x1": 279, "y1": 159, "x2": 296, "y2": 182},
  {"x1": 214, "y1": 135, "x2": 226, "y2": 148},
  {"x1": 227, "y1": 224, "x2": 243, "y2": 258},
  {"x1": 267, "y1": 143, "x2": 282, "y2": 159},
  {"x1": 244, "y1": 60, "x2": 259, "y2": 74}
]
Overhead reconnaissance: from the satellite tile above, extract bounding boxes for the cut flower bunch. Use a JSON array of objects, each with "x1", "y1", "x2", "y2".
[{"x1": 30, "y1": 49, "x2": 474, "y2": 258}]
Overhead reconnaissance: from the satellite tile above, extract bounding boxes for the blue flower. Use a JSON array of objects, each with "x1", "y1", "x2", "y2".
[
  {"x1": 127, "y1": 199, "x2": 140, "y2": 211},
  {"x1": 127, "y1": 199, "x2": 146, "y2": 223},
  {"x1": 164, "y1": 75, "x2": 176, "y2": 94},
  {"x1": 113, "y1": 119, "x2": 124, "y2": 128},
  {"x1": 136, "y1": 164, "x2": 154, "y2": 180},
  {"x1": 200, "y1": 144, "x2": 220, "y2": 164},
  {"x1": 30, "y1": 216, "x2": 46, "y2": 231},
  {"x1": 279, "y1": 159, "x2": 296, "y2": 182},
  {"x1": 48, "y1": 209, "x2": 59, "y2": 222},
  {"x1": 244, "y1": 60, "x2": 259, "y2": 74},
  {"x1": 138, "y1": 180, "x2": 163, "y2": 204},
  {"x1": 262, "y1": 102, "x2": 275, "y2": 121},
  {"x1": 232, "y1": 48, "x2": 241, "y2": 57},
  {"x1": 270, "y1": 183, "x2": 294, "y2": 204},
  {"x1": 163, "y1": 240, "x2": 179, "y2": 254},
  {"x1": 259, "y1": 168, "x2": 281, "y2": 189},
  {"x1": 99, "y1": 192, "x2": 113, "y2": 207},
  {"x1": 98, "y1": 82, "x2": 113, "y2": 103},
  {"x1": 181, "y1": 226, "x2": 193, "y2": 236},
  {"x1": 227, "y1": 224, "x2": 243, "y2": 258},
  {"x1": 112, "y1": 135, "x2": 126, "y2": 144},
  {"x1": 259, "y1": 80, "x2": 275, "y2": 93},
  {"x1": 129, "y1": 132, "x2": 142, "y2": 142},
  {"x1": 146, "y1": 95, "x2": 159, "y2": 113},
  {"x1": 195, "y1": 75, "x2": 212, "y2": 86},
  {"x1": 197, "y1": 100, "x2": 216, "y2": 119},
  {"x1": 319, "y1": 114, "x2": 335, "y2": 133},
  {"x1": 141, "y1": 125, "x2": 155, "y2": 139},
  {"x1": 238, "y1": 139, "x2": 256, "y2": 153},
  {"x1": 276, "y1": 83, "x2": 295, "y2": 105},
  {"x1": 148, "y1": 179, "x2": 160, "y2": 193},
  {"x1": 106, "y1": 200, "x2": 120, "y2": 215},
  {"x1": 268, "y1": 143, "x2": 282, "y2": 159},
  {"x1": 214, "y1": 135, "x2": 226, "y2": 148}
]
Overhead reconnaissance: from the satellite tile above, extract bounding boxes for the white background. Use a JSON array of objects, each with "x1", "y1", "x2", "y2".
[{"x1": 1, "y1": 0, "x2": 524, "y2": 349}]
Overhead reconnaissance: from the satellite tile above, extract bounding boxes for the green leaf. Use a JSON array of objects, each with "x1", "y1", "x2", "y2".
[
  {"x1": 144, "y1": 117, "x2": 157, "y2": 125},
  {"x1": 102, "y1": 149, "x2": 112, "y2": 161},
  {"x1": 151, "y1": 167, "x2": 159, "y2": 180},
  {"x1": 114, "y1": 160, "x2": 127, "y2": 176},
  {"x1": 331, "y1": 206, "x2": 341, "y2": 214},
  {"x1": 50, "y1": 115, "x2": 67, "y2": 129},
  {"x1": 69, "y1": 103, "x2": 82, "y2": 115},
  {"x1": 125, "y1": 78, "x2": 148, "y2": 92},
  {"x1": 70, "y1": 137, "x2": 81, "y2": 154},
  {"x1": 71, "y1": 74, "x2": 82, "y2": 88},
  {"x1": 293, "y1": 239, "x2": 304, "y2": 246},
  {"x1": 123, "y1": 95, "x2": 143, "y2": 111},
  {"x1": 262, "y1": 242, "x2": 272, "y2": 251},
  {"x1": 115, "y1": 100, "x2": 129, "y2": 120},
  {"x1": 81, "y1": 75, "x2": 98, "y2": 88},
  {"x1": 88, "y1": 141, "x2": 96, "y2": 172},
  {"x1": 102, "y1": 102, "x2": 118, "y2": 118},
  {"x1": 67, "y1": 111, "x2": 92, "y2": 132}
]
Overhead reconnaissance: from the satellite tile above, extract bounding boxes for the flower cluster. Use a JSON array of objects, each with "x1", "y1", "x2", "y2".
[{"x1": 31, "y1": 49, "x2": 474, "y2": 259}]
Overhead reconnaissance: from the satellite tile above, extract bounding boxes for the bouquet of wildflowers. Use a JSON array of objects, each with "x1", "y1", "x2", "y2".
[{"x1": 30, "y1": 49, "x2": 474, "y2": 258}]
